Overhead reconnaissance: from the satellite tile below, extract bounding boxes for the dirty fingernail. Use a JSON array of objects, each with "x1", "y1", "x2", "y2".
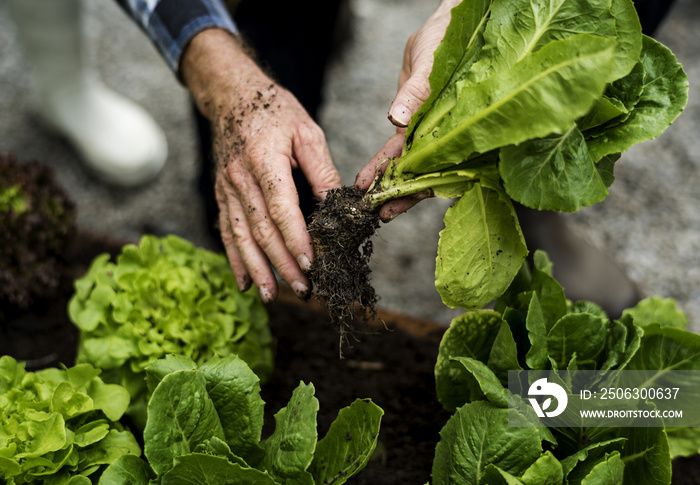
[
  {"x1": 236, "y1": 275, "x2": 251, "y2": 292},
  {"x1": 383, "y1": 207, "x2": 399, "y2": 222},
  {"x1": 259, "y1": 286, "x2": 274, "y2": 303},
  {"x1": 298, "y1": 254, "x2": 311, "y2": 273},
  {"x1": 292, "y1": 280, "x2": 310, "y2": 300},
  {"x1": 388, "y1": 104, "x2": 411, "y2": 127}
]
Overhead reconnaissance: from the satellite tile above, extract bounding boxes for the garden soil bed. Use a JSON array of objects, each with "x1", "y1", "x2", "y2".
[
  {"x1": 1, "y1": 229, "x2": 699, "y2": 484},
  {"x1": 0, "y1": 229, "x2": 124, "y2": 370},
  {"x1": 263, "y1": 286, "x2": 450, "y2": 484}
]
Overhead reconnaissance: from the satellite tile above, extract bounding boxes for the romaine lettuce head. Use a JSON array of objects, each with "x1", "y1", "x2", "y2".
[
  {"x1": 0, "y1": 355, "x2": 139, "y2": 484},
  {"x1": 363, "y1": 0, "x2": 688, "y2": 312},
  {"x1": 431, "y1": 251, "x2": 700, "y2": 484},
  {"x1": 100, "y1": 354, "x2": 383, "y2": 485},
  {"x1": 68, "y1": 235, "x2": 274, "y2": 429}
]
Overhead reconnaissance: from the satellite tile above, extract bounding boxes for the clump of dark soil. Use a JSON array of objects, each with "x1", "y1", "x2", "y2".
[{"x1": 307, "y1": 186, "x2": 381, "y2": 348}]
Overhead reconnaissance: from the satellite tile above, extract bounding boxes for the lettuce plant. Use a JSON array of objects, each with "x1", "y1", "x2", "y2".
[
  {"x1": 0, "y1": 153, "x2": 75, "y2": 318},
  {"x1": 430, "y1": 251, "x2": 699, "y2": 484},
  {"x1": 309, "y1": 0, "x2": 688, "y2": 327},
  {"x1": 371, "y1": 0, "x2": 688, "y2": 310},
  {"x1": 99, "y1": 354, "x2": 384, "y2": 485},
  {"x1": 0, "y1": 356, "x2": 140, "y2": 484},
  {"x1": 68, "y1": 235, "x2": 274, "y2": 429}
]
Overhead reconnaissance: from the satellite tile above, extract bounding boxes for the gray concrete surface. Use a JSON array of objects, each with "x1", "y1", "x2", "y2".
[{"x1": 1, "y1": 0, "x2": 698, "y2": 330}]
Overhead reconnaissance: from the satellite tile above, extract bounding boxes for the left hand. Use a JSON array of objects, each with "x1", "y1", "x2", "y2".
[{"x1": 181, "y1": 29, "x2": 341, "y2": 302}]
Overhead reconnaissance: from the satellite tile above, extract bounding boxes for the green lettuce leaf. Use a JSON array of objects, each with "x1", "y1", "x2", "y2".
[
  {"x1": 261, "y1": 382, "x2": 318, "y2": 484},
  {"x1": 97, "y1": 455, "x2": 154, "y2": 484},
  {"x1": 665, "y1": 427, "x2": 700, "y2": 459},
  {"x1": 466, "y1": 0, "x2": 638, "y2": 84},
  {"x1": 407, "y1": 0, "x2": 493, "y2": 136},
  {"x1": 524, "y1": 293, "x2": 548, "y2": 370},
  {"x1": 431, "y1": 251, "x2": 696, "y2": 485},
  {"x1": 0, "y1": 356, "x2": 138, "y2": 484},
  {"x1": 161, "y1": 453, "x2": 276, "y2": 485},
  {"x1": 487, "y1": 320, "x2": 523, "y2": 382},
  {"x1": 478, "y1": 464, "x2": 525, "y2": 485},
  {"x1": 436, "y1": 183, "x2": 527, "y2": 310},
  {"x1": 362, "y1": 0, "x2": 686, "y2": 313},
  {"x1": 198, "y1": 356, "x2": 265, "y2": 462},
  {"x1": 622, "y1": 296, "x2": 688, "y2": 329},
  {"x1": 626, "y1": 324, "x2": 700, "y2": 372},
  {"x1": 111, "y1": 355, "x2": 382, "y2": 485},
  {"x1": 520, "y1": 451, "x2": 564, "y2": 485},
  {"x1": 403, "y1": 34, "x2": 617, "y2": 175},
  {"x1": 144, "y1": 370, "x2": 226, "y2": 476},
  {"x1": 452, "y1": 357, "x2": 510, "y2": 407},
  {"x1": 578, "y1": 451, "x2": 624, "y2": 485},
  {"x1": 499, "y1": 125, "x2": 608, "y2": 212},
  {"x1": 308, "y1": 399, "x2": 383, "y2": 485},
  {"x1": 547, "y1": 313, "x2": 608, "y2": 369},
  {"x1": 432, "y1": 401, "x2": 543, "y2": 485},
  {"x1": 528, "y1": 251, "x2": 568, "y2": 328},
  {"x1": 619, "y1": 427, "x2": 671, "y2": 485},
  {"x1": 586, "y1": 35, "x2": 689, "y2": 161},
  {"x1": 435, "y1": 310, "x2": 504, "y2": 411}
]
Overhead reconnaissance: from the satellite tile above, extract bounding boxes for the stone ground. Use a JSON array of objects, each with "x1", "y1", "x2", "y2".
[{"x1": 1, "y1": 0, "x2": 698, "y2": 330}]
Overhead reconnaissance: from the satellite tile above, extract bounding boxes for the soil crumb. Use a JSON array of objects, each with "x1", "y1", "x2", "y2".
[{"x1": 307, "y1": 186, "x2": 381, "y2": 352}]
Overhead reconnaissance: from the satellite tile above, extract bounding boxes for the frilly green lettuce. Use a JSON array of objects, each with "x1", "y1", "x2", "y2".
[
  {"x1": 0, "y1": 356, "x2": 139, "y2": 484},
  {"x1": 68, "y1": 234, "x2": 274, "y2": 429}
]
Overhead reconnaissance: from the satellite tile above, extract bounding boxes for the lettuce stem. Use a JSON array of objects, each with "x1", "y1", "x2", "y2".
[{"x1": 364, "y1": 164, "x2": 492, "y2": 209}]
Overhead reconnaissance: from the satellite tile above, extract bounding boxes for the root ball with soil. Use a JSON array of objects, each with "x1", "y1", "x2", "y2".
[{"x1": 307, "y1": 186, "x2": 381, "y2": 345}]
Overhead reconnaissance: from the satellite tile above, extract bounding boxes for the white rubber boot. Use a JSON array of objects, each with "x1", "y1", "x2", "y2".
[{"x1": 6, "y1": 0, "x2": 167, "y2": 186}]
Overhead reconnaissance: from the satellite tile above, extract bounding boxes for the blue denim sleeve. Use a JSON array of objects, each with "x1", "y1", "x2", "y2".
[{"x1": 114, "y1": 0, "x2": 238, "y2": 75}]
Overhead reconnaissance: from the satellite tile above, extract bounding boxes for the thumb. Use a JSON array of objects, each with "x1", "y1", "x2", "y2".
[
  {"x1": 387, "y1": 67, "x2": 432, "y2": 128},
  {"x1": 387, "y1": 0, "x2": 458, "y2": 128}
]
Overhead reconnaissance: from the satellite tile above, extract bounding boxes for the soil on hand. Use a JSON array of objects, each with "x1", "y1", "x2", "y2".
[{"x1": 307, "y1": 186, "x2": 380, "y2": 349}]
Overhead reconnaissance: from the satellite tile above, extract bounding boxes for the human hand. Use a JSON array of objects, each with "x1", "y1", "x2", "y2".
[
  {"x1": 181, "y1": 29, "x2": 341, "y2": 302},
  {"x1": 356, "y1": 0, "x2": 461, "y2": 221}
]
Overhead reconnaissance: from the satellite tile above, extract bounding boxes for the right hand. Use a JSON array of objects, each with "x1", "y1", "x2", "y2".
[
  {"x1": 181, "y1": 29, "x2": 341, "y2": 302},
  {"x1": 356, "y1": 0, "x2": 462, "y2": 221}
]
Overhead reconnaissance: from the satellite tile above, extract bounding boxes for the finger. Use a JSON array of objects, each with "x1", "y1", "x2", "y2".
[
  {"x1": 378, "y1": 190, "x2": 431, "y2": 222},
  {"x1": 219, "y1": 171, "x2": 280, "y2": 302},
  {"x1": 216, "y1": 178, "x2": 251, "y2": 292},
  {"x1": 388, "y1": 68, "x2": 432, "y2": 127},
  {"x1": 255, "y1": 152, "x2": 315, "y2": 279},
  {"x1": 355, "y1": 133, "x2": 405, "y2": 190},
  {"x1": 234, "y1": 160, "x2": 311, "y2": 300},
  {"x1": 293, "y1": 121, "x2": 342, "y2": 201}
]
